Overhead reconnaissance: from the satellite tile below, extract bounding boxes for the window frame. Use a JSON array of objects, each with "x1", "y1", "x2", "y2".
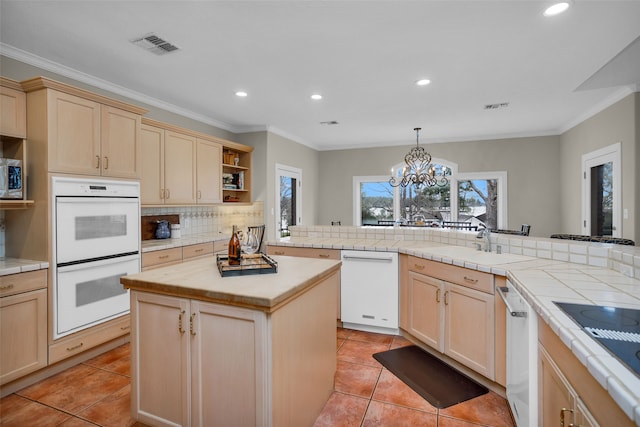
[
  {"x1": 455, "y1": 171, "x2": 508, "y2": 230},
  {"x1": 353, "y1": 165, "x2": 508, "y2": 229}
]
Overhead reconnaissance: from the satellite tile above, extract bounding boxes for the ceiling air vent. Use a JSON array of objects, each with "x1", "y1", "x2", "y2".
[
  {"x1": 131, "y1": 33, "x2": 179, "y2": 55},
  {"x1": 484, "y1": 102, "x2": 509, "y2": 110},
  {"x1": 320, "y1": 121, "x2": 339, "y2": 125}
]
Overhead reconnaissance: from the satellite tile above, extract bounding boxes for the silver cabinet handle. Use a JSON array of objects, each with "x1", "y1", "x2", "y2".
[
  {"x1": 189, "y1": 312, "x2": 197, "y2": 336},
  {"x1": 104, "y1": 156, "x2": 109, "y2": 170},
  {"x1": 95, "y1": 155, "x2": 100, "y2": 169},
  {"x1": 178, "y1": 310, "x2": 186, "y2": 334}
]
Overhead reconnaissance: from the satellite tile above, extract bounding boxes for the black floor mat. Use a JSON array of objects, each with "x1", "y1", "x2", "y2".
[{"x1": 373, "y1": 345, "x2": 489, "y2": 408}]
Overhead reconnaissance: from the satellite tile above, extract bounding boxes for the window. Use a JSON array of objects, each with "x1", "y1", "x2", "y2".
[
  {"x1": 354, "y1": 163, "x2": 507, "y2": 229},
  {"x1": 456, "y1": 172, "x2": 508, "y2": 230},
  {"x1": 275, "y1": 164, "x2": 302, "y2": 238},
  {"x1": 353, "y1": 177, "x2": 394, "y2": 226},
  {"x1": 582, "y1": 143, "x2": 621, "y2": 237}
]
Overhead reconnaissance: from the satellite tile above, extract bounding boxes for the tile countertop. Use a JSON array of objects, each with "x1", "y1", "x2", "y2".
[
  {"x1": 269, "y1": 237, "x2": 640, "y2": 425},
  {"x1": 141, "y1": 232, "x2": 230, "y2": 253},
  {"x1": 0, "y1": 257, "x2": 49, "y2": 276}
]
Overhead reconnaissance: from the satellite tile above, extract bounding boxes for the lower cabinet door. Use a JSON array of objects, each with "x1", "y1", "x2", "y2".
[
  {"x1": 0, "y1": 289, "x2": 47, "y2": 385},
  {"x1": 131, "y1": 291, "x2": 190, "y2": 427},
  {"x1": 444, "y1": 282, "x2": 495, "y2": 379},
  {"x1": 408, "y1": 272, "x2": 444, "y2": 351},
  {"x1": 538, "y1": 346, "x2": 574, "y2": 427},
  {"x1": 190, "y1": 301, "x2": 267, "y2": 427}
]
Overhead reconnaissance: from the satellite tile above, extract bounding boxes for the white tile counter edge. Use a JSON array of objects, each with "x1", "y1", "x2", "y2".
[
  {"x1": 269, "y1": 237, "x2": 640, "y2": 426},
  {"x1": 0, "y1": 258, "x2": 49, "y2": 276}
]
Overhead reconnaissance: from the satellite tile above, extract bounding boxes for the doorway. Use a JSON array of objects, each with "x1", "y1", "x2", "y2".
[
  {"x1": 275, "y1": 164, "x2": 302, "y2": 238},
  {"x1": 582, "y1": 143, "x2": 621, "y2": 237}
]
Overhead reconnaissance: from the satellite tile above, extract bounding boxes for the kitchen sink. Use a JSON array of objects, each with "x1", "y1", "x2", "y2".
[{"x1": 554, "y1": 302, "x2": 640, "y2": 377}]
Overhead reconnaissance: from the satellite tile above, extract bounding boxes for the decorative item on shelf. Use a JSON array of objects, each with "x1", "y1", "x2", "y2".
[
  {"x1": 223, "y1": 150, "x2": 239, "y2": 165},
  {"x1": 389, "y1": 127, "x2": 449, "y2": 188},
  {"x1": 228, "y1": 225, "x2": 241, "y2": 265},
  {"x1": 224, "y1": 195, "x2": 240, "y2": 202}
]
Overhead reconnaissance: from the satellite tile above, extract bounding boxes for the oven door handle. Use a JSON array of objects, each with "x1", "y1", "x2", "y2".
[
  {"x1": 57, "y1": 253, "x2": 140, "y2": 272},
  {"x1": 497, "y1": 286, "x2": 527, "y2": 318}
]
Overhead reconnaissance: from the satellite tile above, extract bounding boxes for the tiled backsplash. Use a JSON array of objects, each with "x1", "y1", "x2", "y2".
[
  {"x1": 288, "y1": 225, "x2": 640, "y2": 279},
  {"x1": 141, "y1": 201, "x2": 264, "y2": 236}
]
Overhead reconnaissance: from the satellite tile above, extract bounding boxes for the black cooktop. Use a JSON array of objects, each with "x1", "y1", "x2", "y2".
[{"x1": 554, "y1": 302, "x2": 640, "y2": 377}]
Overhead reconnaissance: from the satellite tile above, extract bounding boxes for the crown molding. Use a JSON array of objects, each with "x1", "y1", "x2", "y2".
[
  {"x1": 559, "y1": 85, "x2": 636, "y2": 134},
  {"x1": 0, "y1": 43, "x2": 239, "y2": 133}
]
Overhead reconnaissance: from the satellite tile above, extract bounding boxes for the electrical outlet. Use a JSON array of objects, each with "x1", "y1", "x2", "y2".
[
  {"x1": 184, "y1": 218, "x2": 190, "y2": 229},
  {"x1": 623, "y1": 208, "x2": 629, "y2": 219}
]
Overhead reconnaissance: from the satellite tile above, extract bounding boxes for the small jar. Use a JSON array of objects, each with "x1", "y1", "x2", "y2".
[{"x1": 170, "y1": 223, "x2": 181, "y2": 239}]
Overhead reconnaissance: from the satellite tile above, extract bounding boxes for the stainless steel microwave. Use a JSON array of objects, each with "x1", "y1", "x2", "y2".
[{"x1": 0, "y1": 158, "x2": 23, "y2": 199}]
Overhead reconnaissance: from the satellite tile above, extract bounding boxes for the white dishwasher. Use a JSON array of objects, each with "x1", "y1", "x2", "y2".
[{"x1": 340, "y1": 250, "x2": 398, "y2": 334}]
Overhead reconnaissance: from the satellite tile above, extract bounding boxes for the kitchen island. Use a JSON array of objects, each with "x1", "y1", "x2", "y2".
[{"x1": 121, "y1": 255, "x2": 341, "y2": 427}]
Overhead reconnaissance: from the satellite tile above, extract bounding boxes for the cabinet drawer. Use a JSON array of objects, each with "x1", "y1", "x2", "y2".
[
  {"x1": 49, "y1": 314, "x2": 130, "y2": 364},
  {"x1": 407, "y1": 256, "x2": 493, "y2": 294},
  {"x1": 213, "y1": 240, "x2": 227, "y2": 253},
  {"x1": 142, "y1": 248, "x2": 183, "y2": 269},
  {"x1": 183, "y1": 242, "x2": 214, "y2": 260},
  {"x1": 267, "y1": 246, "x2": 340, "y2": 260},
  {"x1": 0, "y1": 269, "x2": 47, "y2": 297}
]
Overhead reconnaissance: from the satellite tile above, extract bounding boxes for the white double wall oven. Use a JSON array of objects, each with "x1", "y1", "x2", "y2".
[{"x1": 51, "y1": 176, "x2": 140, "y2": 339}]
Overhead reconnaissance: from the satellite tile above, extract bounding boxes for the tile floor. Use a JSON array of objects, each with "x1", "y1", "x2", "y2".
[{"x1": 0, "y1": 327, "x2": 514, "y2": 427}]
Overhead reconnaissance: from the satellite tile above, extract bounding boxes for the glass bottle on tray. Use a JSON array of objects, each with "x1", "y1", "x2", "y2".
[{"x1": 228, "y1": 225, "x2": 241, "y2": 265}]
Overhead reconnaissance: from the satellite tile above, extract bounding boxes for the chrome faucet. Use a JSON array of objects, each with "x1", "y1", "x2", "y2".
[{"x1": 476, "y1": 225, "x2": 492, "y2": 252}]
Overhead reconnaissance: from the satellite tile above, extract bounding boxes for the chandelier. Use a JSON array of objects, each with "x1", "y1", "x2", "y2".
[{"x1": 389, "y1": 127, "x2": 449, "y2": 188}]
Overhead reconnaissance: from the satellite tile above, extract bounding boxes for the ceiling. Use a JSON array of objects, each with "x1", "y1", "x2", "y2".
[{"x1": 1, "y1": 1, "x2": 639, "y2": 151}]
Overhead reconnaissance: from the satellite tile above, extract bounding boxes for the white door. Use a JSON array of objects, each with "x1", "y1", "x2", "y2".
[
  {"x1": 275, "y1": 164, "x2": 302, "y2": 238},
  {"x1": 582, "y1": 143, "x2": 621, "y2": 237}
]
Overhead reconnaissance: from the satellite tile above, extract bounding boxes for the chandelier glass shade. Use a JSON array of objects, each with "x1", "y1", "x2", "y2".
[{"x1": 389, "y1": 128, "x2": 449, "y2": 188}]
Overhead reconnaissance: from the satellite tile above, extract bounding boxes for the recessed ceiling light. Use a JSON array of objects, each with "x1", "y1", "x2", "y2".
[
  {"x1": 235, "y1": 91, "x2": 248, "y2": 97},
  {"x1": 416, "y1": 79, "x2": 431, "y2": 86},
  {"x1": 311, "y1": 94, "x2": 323, "y2": 100},
  {"x1": 544, "y1": 2, "x2": 570, "y2": 16}
]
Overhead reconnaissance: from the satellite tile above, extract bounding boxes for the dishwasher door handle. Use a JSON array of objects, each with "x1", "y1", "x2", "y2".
[
  {"x1": 342, "y1": 255, "x2": 394, "y2": 262},
  {"x1": 496, "y1": 286, "x2": 527, "y2": 317}
]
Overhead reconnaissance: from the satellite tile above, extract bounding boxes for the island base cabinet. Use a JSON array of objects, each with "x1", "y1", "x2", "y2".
[{"x1": 130, "y1": 291, "x2": 267, "y2": 427}]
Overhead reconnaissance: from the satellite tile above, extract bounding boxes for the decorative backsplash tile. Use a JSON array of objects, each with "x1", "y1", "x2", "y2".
[
  {"x1": 289, "y1": 225, "x2": 640, "y2": 279},
  {"x1": 141, "y1": 201, "x2": 264, "y2": 236}
]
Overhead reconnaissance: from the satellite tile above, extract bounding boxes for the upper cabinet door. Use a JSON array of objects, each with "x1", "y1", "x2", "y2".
[
  {"x1": 0, "y1": 85, "x2": 27, "y2": 138},
  {"x1": 140, "y1": 124, "x2": 165, "y2": 205},
  {"x1": 47, "y1": 90, "x2": 101, "y2": 175},
  {"x1": 196, "y1": 139, "x2": 222, "y2": 204},
  {"x1": 101, "y1": 105, "x2": 141, "y2": 179},
  {"x1": 164, "y1": 131, "x2": 197, "y2": 204}
]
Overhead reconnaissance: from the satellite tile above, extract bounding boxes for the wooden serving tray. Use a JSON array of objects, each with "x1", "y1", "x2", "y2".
[{"x1": 216, "y1": 253, "x2": 278, "y2": 277}]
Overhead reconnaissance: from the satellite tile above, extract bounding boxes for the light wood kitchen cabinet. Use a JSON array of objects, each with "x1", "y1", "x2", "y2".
[
  {"x1": 0, "y1": 269, "x2": 47, "y2": 385},
  {"x1": 140, "y1": 123, "x2": 198, "y2": 205},
  {"x1": 538, "y1": 346, "x2": 598, "y2": 427},
  {"x1": 196, "y1": 139, "x2": 222, "y2": 204},
  {"x1": 131, "y1": 291, "x2": 268, "y2": 427},
  {"x1": 538, "y1": 317, "x2": 633, "y2": 426},
  {"x1": 141, "y1": 119, "x2": 228, "y2": 206},
  {"x1": 400, "y1": 255, "x2": 495, "y2": 380},
  {"x1": 182, "y1": 242, "x2": 214, "y2": 260},
  {"x1": 0, "y1": 78, "x2": 27, "y2": 138},
  {"x1": 141, "y1": 248, "x2": 183, "y2": 271},
  {"x1": 267, "y1": 245, "x2": 340, "y2": 260},
  {"x1": 140, "y1": 123, "x2": 165, "y2": 204},
  {"x1": 266, "y1": 245, "x2": 341, "y2": 319},
  {"x1": 21, "y1": 77, "x2": 146, "y2": 178},
  {"x1": 164, "y1": 130, "x2": 197, "y2": 204}
]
